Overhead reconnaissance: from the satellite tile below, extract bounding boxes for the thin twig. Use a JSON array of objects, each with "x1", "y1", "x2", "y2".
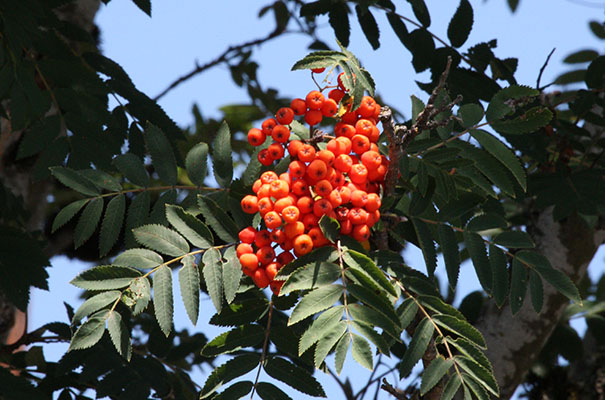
[
  {"x1": 250, "y1": 300, "x2": 274, "y2": 399},
  {"x1": 381, "y1": 378, "x2": 408, "y2": 400},
  {"x1": 536, "y1": 48, "x2": 556, "y2": 90},
  {"x1": 154, "y1": 28, "x2": 287, "y2": 101}
]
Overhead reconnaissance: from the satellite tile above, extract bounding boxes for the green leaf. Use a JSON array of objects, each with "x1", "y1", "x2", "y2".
[
  {"x1": 165, "y1": 204, "x2": 213, "y2": 249},
  {"x1": 421, "y1": 356, "x2": 454, "y2": 395},
  {"x1": 466, "y1": 214, "x2": 508, "y2": 232},
  {"x1": 153, "y1": 265, "x2": 174, "y2": 336},
  {"x1": 447, "y1": 337, "x2": 493, "y2": 374},
  {"x1": 129, "y1": 277, "x2": 151, "y2": 315},
  {"x1": 491, "y1": 106, "x2": 553, "y2": 135},
  {"x1": 397, "y1": 298, "x2": 419, "y2": 330},
  {"x1": 493, "y1": 231, "x2": 534, "y2": 248},
  {"x1": 400, "y1": 317, "x2": 434, "y2": 377},
  {"x1": 417, "y1": 295, "x2": 466, "y2": 320},
  {"x1": 432, "y1": 314, "x2": 486, "y2": 348},
  {"x1": 133, "y1": 224, "x2": 189, "y2": 257},
  {"x1": 221, "y1": 247, "x2": 242, "y2": 304},
  {"x1": 257, "y1": 382, "x2": 293, "y2": 400},
  {"x1": 314, "y1": 321, "x2": 347, "y2": 368},
  {"x1": 529, "y1": 269, "x2": 543, "y2": 313},
  {"x1": 563, "y1": 49, "x2": 599, "y2": 64},
  {"x1": 203, "y1": 248, "x2": 224, "y2": 313},
  {"x1": 299, "y1": 306, "x2": 344, "y2": 355},
  {"x1": 412, "y1": 218, "x2": 437, "y2": 277},
  {"x1": 69, "y1": 310, "x2": 107, "y2": 351},
  {"x1": 489, "y1": 245, "x2": 509, "y2": 308},
  {"x1": 210, "y1": 298, "x2": 270, "y2": 327},
  {"x1": 352, "y1": 321, "x2": 391, "y2": 356},
  {"x1": 463, "y1": 231, "x2": 492, "y2": 293},
  {"x1": 52, "y1": 199, "x2": 88, "y2": 233},
  {"x1": 458, "y1": 103, "x2": 483, "y2": 127},
  {"x1": 113, "y1": 153, "x2": 149, "y2": 187},
  {"x1": 71, "y1": 265, "x2": 141, "y2": 290},
  {"x1": 185, "y1": 142, "x2": 208, "y2": 186},
  {"x1": 387, "y1": 12, "x2": 409, "y2": 46},
  {"x1": 178, "y1": 255, "x2": 200, "y2": 325},
  {"x1": 72, "y1": 290, "x2": 121, "y2": 324},
  {"x1": 144, "y1": 123, "x2": 177, "y2": 185},
  {"x1": 486, "y1": 85, "x2": 539, "y2": 121},
  {"x1": 213, "y1": 381, "x2": 253, "y2": 400},
  {"x1": 318, "y1": 216, "x2": 340, "y2": 243},
  {"x1": 328, "y1": 4, "x2": 351, "y2": 48},
  {"x1": 78, "y1": 170, "x2": 122, "y2": 192},
  {"x1": 438, "y1": 224, "x2": 460, "y2": 289},
  {"x1": 202, "y1": 324, "x2": 265, "y2": 356},
  {"x1": 349, "y1": 303, "x2": 401, "y2": 340},
  {"x1": 346, "y1": 283, "x2": 401, "y2": 330},
  {"x1": 74, "y1": 197, "x2": 104, "y2": 249},
  {"x1": 515, "y1": 250, "x2": 581, "y2": 303},
  {"x1": 107, "y1": 311, "x2": 131, "y2": 361},
  {"x1": 589, "y1": 20, "x2": 605, "y2": 39},
  {"x1": 212, "y1": 121, "x2": 233, "y2": 187},
  {"x1": 510, "y1": 257, "x2": 528, "y2": 315},
  {"x1": 281, "y1": 261, "x2": 341, "y2": 295},
  {"x1": 455, "y1": 356, "x2": 499, "y2": 396},
  {"x1": 470, "y1": 129, "x2": 526, "y2": 191},
  {"x1": 197, "y1": 195, "x2": 238, "y2": 243},
  {"x1": 356, "y1": 6, "x2": 380, "y2": 50},
  {"x1": 344, "y1": 250, "x2": 397, "y2": 296},
  {"x1": 99, "y1": 194, "x2": 126, "y2": 256},
  {"x1": 276, "y1": 246, "x2": 338, "y2": 279},
  {"x1": 264, "y1": 357, "x2": 326, "y2": 397},
  {"x1": 114, "y1": 248, "x2": 163, "y2": 269},
  {"x1": 125, "y1": 191, "x2": 151, "y2": 248},
  {"x1": 131, "y1": 0, "x2": 151, "y2": 16},
  {"x1": 200, "y1": 354, "x2": 259, "y2": 399},
  {"x1": 351, "y1": 333, "x2": 373, "y2": 370},
  {"x1": 586, "y1": 55, "x2": 605, "y2": 89},
  {"x1": 442, "y1": 374, "x2": 462, "y2": 400},
  {"x1": 50, "y1": 166, "x2": 100, "y2": 196},
  {"x1": 447, "y1": 0, "x2": 473, "y2": 47},
  {"x1": 289, "y1": 284, "x2": 343, "y2": 326},
  {"x1": 334, "y1": 332, "x2": 350, "y2": 375}
]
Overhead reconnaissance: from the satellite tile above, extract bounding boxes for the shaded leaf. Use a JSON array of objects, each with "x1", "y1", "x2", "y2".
[
  {"x1": 493, "y1": 231, "x2": 534, "y2": 248},
  {"x1": 289, "y1": 284, "x2": 343, "y2": 326},
  {"x1": 113, "y1": 153, "x2": 149, "y2": 187},
  {"x1": 397, "y1": 298, "x2": 419, "y2": 331},
  {"x1": 50, "y1": 166, "x2": 100, "y2": 196},
  {"x1": 510, "y1": 257, "x2": 528, "y2": 315},
  {"x1": 318, "y1": 216, "x2": 340, "y2": 243},
  {"x1": 124, "y1": 191, "x2": 150, "y2": 248},
  {"x1": 71, "y1": 265, "x2": 141, "y2": 290},
  {"x1": 166, "y1": 204, "x2": 213, "y2": 249},
  {"x1": 153, "y1": 265, "x2": 174, "y2": 336},
  {"x1": 107, "y1": 311, "x2": 131, "y2": 360},
  {"x1": 356, "y1": 6, "x2": 380, "y2": 50},
  {"x1": 179, "y1": 255, "x2": 200, "y2": 324},
  {"x1": 412, "y1": 218, "x2": 437, "y2": 277},
  {"x1": 52, "y1": 199, "x2": 88, "y2": 233},
  {"x1": 328, "y1": 3, "x2": 351, "y2": 48},
  {"x1": 213, "y1": 381, "x2": 253, "y2": 400},
  {"x1": 334, "y1": 332, "x2": 350, "y2": 375},
  {"x1": 256, "y1": 382, "x2": 293, "y2": 400},
  {"x1": 99, "y1": 194, "x2": 126, "y2": 256},
  {"x1": 203, "y1": 247, "x2": 224, "y2": 312},
  {"x1": 197, "y1": 195, "x2": 239, "y2": 243},
  {"x1": 264, "y1": 357, "x2": 326, "y2": 397},
  {"x1": 471, "y1": 129, "x2": 526, "y2": 190},
  {"x1": 222, "y1": 246, "x2": 242, "y2": 304},
  {"x1": 463, "y1": 231, "x2": 492, "y2": 293},
  {"x1": 299, "y1": 305, "x2": 344, "y2": 355},
  {"x1": 69, "y1": 310, "x2": 106, "y2": 351},
  {"x1": 399, "y1": 317, "x2": 434, "y2": 377},
  {"x1": 349, "y1": 303, "x2": 401, "y2": 340},
  {"x1": 466, "y1": 214, "x2": 508, "y2": 232},
  {"x1": 185, "y1": 142, "x2": 208, "y2": 186},
  {"x1": 213, "y1": 121, "x2": 233, "y2": 187},
  {"x1": 202, "y1": 324, "x2": 264, "y2": 356},
  {"x1": 442, "y1": 374, "x2": 462, "y2": 400},
  {"x1": 210, "y1": 298, "x2": 270, "y2": 327},
  {"x1": 456, "y1": 356, "x2": 499, "y2": 396},
  {"x1": 72, "y1": 290, "x2": 120, "y2": 324},
  {"x1": 144, "y1": 123, "x2": 177, "y2": 185},
  {"x1": 200, "y1": 354, "x2": 259, "y2": 399},
  {"x1": 351, "y1": 333, "x2": 373, "y2": 370},
  {"x1": 489, "y1": 244, "x2": 509, "y2": 307},
  {"x1": 438, "y1": 224, "x2": 460, "y2": 289},
  {"x1": 281, "y1": 261, "x2": 341, "y2": 295},
  {"x1": 432, "y1": 314, "x2": 486, "y2": 349},
  {"x1": 74, "y1": 197, "x2": 103, "y2": 249},
  {"x1": 529, "y1": 269, "x2": 544, "y2": 313},
  {"x1": 344, "y1": 249, "x2": 397, "y2": 296},
  {"x1": 314, "y1": 321, "x2": 347, "y2": 368},
  {"x1": 447, "y1": 0, "x2": 473, "y2": 47},
  {"x1": 421, "y1": 356, "x2": 454, "y2": 395}
]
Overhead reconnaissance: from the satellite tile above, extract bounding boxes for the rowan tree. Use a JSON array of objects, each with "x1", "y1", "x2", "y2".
[{"x1": 0, "y1": 1, "x2": 603, "y2": 399}]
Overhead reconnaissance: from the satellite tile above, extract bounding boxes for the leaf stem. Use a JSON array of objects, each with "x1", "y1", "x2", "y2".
[{"x1": 250, "y1": 299, "x2": 274, "y2": 399}]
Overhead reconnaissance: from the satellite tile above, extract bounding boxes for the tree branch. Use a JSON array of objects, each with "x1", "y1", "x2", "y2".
[{"x1": 154, "y1": 28, "x2": 287, "y2": 101}]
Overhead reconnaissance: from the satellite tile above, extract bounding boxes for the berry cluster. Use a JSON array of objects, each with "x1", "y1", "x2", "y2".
[{"x1": 237, "y1": 76, "x2": 388, "y2": 295}]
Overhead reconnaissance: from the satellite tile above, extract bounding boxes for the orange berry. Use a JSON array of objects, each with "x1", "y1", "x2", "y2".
[
  {"x1": 298, "y1": 144, "x2": 316, "y2": 163},
  {"x1": 305, "y1": 90, "x2": 325, "y2": 110},
  {"x1": 308, "y1": 227, "x2": 329, "y2": 247},
  {"x1": 311, "y1": 67, "x2": 326, "y2": 73},
  {"x1": 337, "y1": 186, "x2": 352, "y2": 204},
  {"x1": 355, "y1": 119, "x2": 374, "y2": 137},
  {"x1": 257, "y1": 197, "x2": 273, "y2": 216},
  {"x1": 289, "y1": 160, "x2": 306, "y2": 179},
  {"x1": 302, "y1": 213, "x2": 319, "y2": 230},
  {"x1": 279, "y1": 172, "x2": 292, "y2": 186},
  {"x1": 341, "y1": 111, "x2": 359, "y2": 125},
  {"x1": 284, "y1": 221, "x2": 305, "y2": 239},
  {"x1": 352, "y1": 224, "x2": 370, "y2": 241},
  {"x1": 361, "y1": 150, "x2": 382, "y2": 170},
  {"x1": 321, "y1": 98, "x2": 338, "y2": 117},
  {"x1": 271, "y1": 125, "x2": 290, "y2": 143},
  {"x1": 268, "y1": 142, "x2": 285, "y2": 160},
  {"x1": 270, "y1": 229, "x2": 286, "y2": 244},
  {"x1": 291, "y1": 179, "x2": 310, "y2": 196},
  {"x1": 340, "y1": 219, "x2": 353, "y2": 235},
  {"x1": 365, "y1": 193, "x2": 382, "y2": 212},
  {"x1": 316, "y1": 150, "x2": 335, "y2": 167},
  {"x1": 349, "y1": 164, "x2": 369, "y2": 184},
  {"x1": 313, "y1": 198, "x2": 333, "y2": 217},
  {"x1": 305, "y1": 109, "x2": 323, "y2": 126},
  {"x1": 358, "y1": 96, "x2": 378, "y2": 118},
  {"x1": 351, "y1": 190, "x2": 368, "y2": 208},
  {"x1": 239, "y1": 253, "x2": 259, "y2": 275},
  {"x1": 277, "y1": 251, "x2": 294, "y2": 265},
  {"x1": 328, "y1": 189, "x2": 343, "y2": 208},
  {"x1": 287, "y1": 140, "x2": 304, "y2": 158},
  {"x1": 274, "y1": 197, "x2": 294, "y2": 214},
  {"x1": 276, "y1": 107, "x2": 295, "y2": 125},
  {"x1": 296, "y1": 196, "x2": 314, "y2": 214},
  {"x1": 369, "y1": 125, "x2": 381, "y2": 143},
  {"x1": 264, "y1": 210, "x2": 282, "y2": 229},
  {"x1": 281, "y1": 238, "x2": 294, "y2": 251},
  {"x1": 270, "y1": 279, "x2": 284, "y2": 296},
  {"x1": 334, "y1": 122, "x2": 356, "y2": 138},
  {"x1": 241, "y1": 195, "x2": 259, "y2": 214},
  {"x1": 336, "y1": 137, "x2": 352, "y2": 154},
  {"x1": 265, "y1": 262, "x2": 281, "y2": 281},
  {"x1": 329, "y1": 171, "x2": 346, "y2": 187},
  {"x1": 261, "y1": 118, "x2": 278, "y2": 136},
  {"x1": 290, "y1": 98, "x2": 307, "y2": 115},
  {"x1": 252, "y1": 268, "x2": 270, "y2": 288},
  {"x1": 348, "y1": 207, "x2": 369, "y2": 225},
  {"x1": 314, "y1": 179, "x2": 333, "y2": 197},
  {"x1": 248, "y1": 128, "x2": 266, "y2": 146},
  {"x1": 256, "y1": 245, "x2": 275, "y2": 266},
  {"x1": 252, "y1": 179, "x2": 262, "y2": 193},
  {"x1": 351, "y1": 134, "x2": 370, "y2": 154},
  {"x1": 306, "y1": 159, "x2": 328, "y2": 180},
  {"x1": 367, "y1": 209, "x2": 380, "y2": 227},
  {"x1": 255, "y1": 229, "x2": 272, "y2": 247},
  {"x1": 270, "y1": 179, "x2": 290, "y2": 199},
  {"x1": 258, "y1": 149, "x2": 273, "y2": 166},
  {"x1": 282, "y1": 205, "x2": 301, "y2": 223},
  {"x1": 239, "y1": 226, "x2": 257, "y2": 244},
  {"x1": 334, "y1": 154, "x2": 353, "y2": 173},
  {"x1": 237, "y1": 243, "x2": 254, "y2": 258},
  {"x1": 293, "y1": 234, "x2": 314, "y2": 256},
  {"x1": 328, "y1": 88, "x2": 345, "y2": 103},
  {"x1": 260, "y1": 171, "x2": 278, "y2": 184},
  {"x1": 257, "y1": 183, "x2": 271, "y2": 199},
  {"x1": 368, "y1": 164, "x2": 387, "y2": 182}
]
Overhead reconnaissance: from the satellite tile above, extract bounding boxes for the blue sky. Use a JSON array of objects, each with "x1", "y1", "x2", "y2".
[{"x1": 31, "y1": 1, "x2": 604, "y2": 399}]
